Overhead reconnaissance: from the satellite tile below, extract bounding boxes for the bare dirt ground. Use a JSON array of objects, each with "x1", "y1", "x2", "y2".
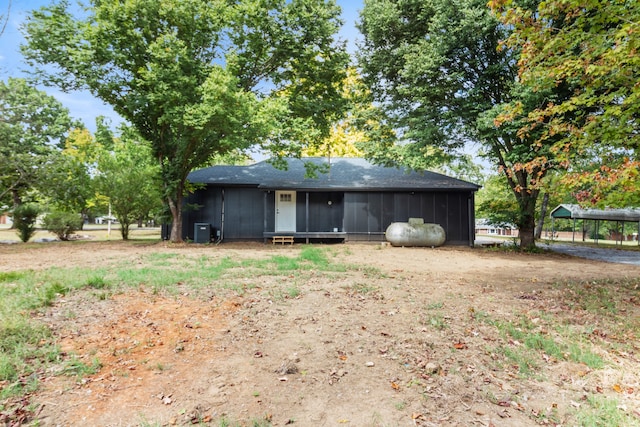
[{"x1": 1, "y1": 240, "x2": 640, "y2": 426}]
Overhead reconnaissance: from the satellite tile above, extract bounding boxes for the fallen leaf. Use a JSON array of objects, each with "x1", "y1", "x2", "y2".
[
  {"x1": 453, "y1": 341, "x2": 467, "y2": 350},
  {"x1": 497, "y1": 409, "x2": 510, "y2": 418},
  {"x1": 391, "y1": 381, "x2": 400, "y2": 390},
  {"x1": 613, "y1": 384, "x2": 623, "y2": 393}
]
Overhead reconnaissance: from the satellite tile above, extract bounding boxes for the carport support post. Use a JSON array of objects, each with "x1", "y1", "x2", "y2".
[{"x1": 572, "y1": 218, "x2": 576, "y2": 243}]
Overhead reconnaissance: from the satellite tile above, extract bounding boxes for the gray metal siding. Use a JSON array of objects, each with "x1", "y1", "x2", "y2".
[
  {"x1": 223, "y1": 188, "x2": 265, "y2": 240},
  {"x1": 182, "y1": 187, "x2": 222, "y2": 240},
  {"x1": 184, "y1": 186, "x2": 474, "y2": 245},
  {"x1": 344, "y1": 191, "x2": 472, "y2": 243},
  {"x1": 182, "y1": 187, "x2": 264, "y2": 241},
  {"x1": 298, "y1": 192, "x2": 344, "y2": 232}
]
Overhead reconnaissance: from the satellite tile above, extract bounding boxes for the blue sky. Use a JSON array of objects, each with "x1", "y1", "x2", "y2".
[{"x1": 0, "y1": 0, "x2": 364, "y2": 132}]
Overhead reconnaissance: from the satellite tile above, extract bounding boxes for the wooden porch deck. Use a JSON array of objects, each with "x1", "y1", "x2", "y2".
[{"x1": 263, "y1": 231, "x2": 348, "y2": 244}]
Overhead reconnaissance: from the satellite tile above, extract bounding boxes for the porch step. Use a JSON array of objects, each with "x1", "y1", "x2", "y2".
[{"x1": 272, "y1": 235, "x2": 295, "y2": 245}]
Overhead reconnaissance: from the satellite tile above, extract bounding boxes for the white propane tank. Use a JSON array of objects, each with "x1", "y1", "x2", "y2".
[{"x1": 385, "y1": 219, "x2": 446, "y2": 247}]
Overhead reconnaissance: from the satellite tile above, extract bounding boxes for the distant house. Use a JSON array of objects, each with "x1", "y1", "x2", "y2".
[
  {"x1": 475, "y1": 218, "x2": 518, "y2": 237},
  {"x1": 177, "y1": 157, "x2": 480, "y2": 245}
]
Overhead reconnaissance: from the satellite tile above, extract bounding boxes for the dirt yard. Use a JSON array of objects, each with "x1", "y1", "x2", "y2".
[{"x1": 1, "y1": 240, "x2": 639, "y2": 426}]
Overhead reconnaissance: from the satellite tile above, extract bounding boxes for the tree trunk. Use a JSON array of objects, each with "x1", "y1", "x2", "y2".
[
  {"x1": 12, "y1": 188, "x2": 22, "y2": 208},
  {"x1": 168, "y1": 194, "x2": 183, "y2": 243},
  {"x1": 9, "y1": 189, "x2": 23, "y2": 229},
  {"x1": 517, "y1": 190, "x2": 539, "y2": 250},
  {"x1": 519, "y1": 221, "x2": 536, "y2": 249},
  {"x1": 534, "y1": 192, "x2": 549, "y2": 240},
  {"x1": 121, "y1": 221, "x2": 130, "y2": 240}
]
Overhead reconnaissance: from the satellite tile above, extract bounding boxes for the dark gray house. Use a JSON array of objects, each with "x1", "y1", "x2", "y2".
[{"x1": 178, "y1": 157, "x2": 480, "y2": 245}]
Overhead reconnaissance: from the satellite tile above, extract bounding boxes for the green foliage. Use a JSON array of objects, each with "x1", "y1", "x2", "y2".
[
  {"x1": 496, "y1": 0, "x2": 640, "y2": 158},
  {"x1": 357, "y1": 0, "x2": 563, "y2": 249},
  {"x1": 561, "y1": 157, "x2": 640, "y2": 209},
  {"x1": 95, "y1": 126, "x2": 163, "y2": 240},
  {"x1": 0, "y1": 78, "x2": 79, "y2": 208},
  {"x1": 37, "y1": 128, "x2": 97, "y2": 216},
  {"x1": 491, "y1": 0, "x2": 640, "y2": 218},
  {"x1": 476, "y1": 174, "x2": 519, "y2": 227},
  {"x1": 12, "y1": 203, "x2": 40, "y2": 243},
  {"x1": 42, "y1": 210, "x2": 83, "y2": 241},
  {"x1": 22, "y1": 0, "x2": 350, "y2": 243},
  {"x1": 301, "y1": 67, "x2": 397, "y2": 161}
]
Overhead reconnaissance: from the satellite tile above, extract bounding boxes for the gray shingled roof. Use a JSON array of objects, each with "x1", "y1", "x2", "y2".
[{"x1": 188, "y1": 157, "x2": 480, "y2": 191}]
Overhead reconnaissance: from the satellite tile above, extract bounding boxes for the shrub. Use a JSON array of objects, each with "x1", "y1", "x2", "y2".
[
  {"x1": 42, "y1": 211, "x2": 83, "y2": 241},
  {"x1": 12, "y1": 204, "x2": 40, "y2": 242}
]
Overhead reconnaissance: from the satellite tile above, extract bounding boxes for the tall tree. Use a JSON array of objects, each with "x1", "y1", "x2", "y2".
[
  {"x1": 22, "y1": 0, "x2": 349, "y2": 242},
  {"x1": 357, "y1": 0, "x2": 567, "y2": 248},
  {"x1": 0, "y1": 78, "x2": 78, "y2": 209},
  {"x1": 493, "y1": 0, "x2": 639, "y2": 159},
  {"x1": 491, "y1": 0, "x2": 640, "y2": 209},
  {"x1": 302, "y1": 67, "x2": 392, "y2": 159},
  {"x1": 37, "y1": 128, "x2": 97, "y2": 221},
  {"x1": 95, "y1": 127, "x2": 162, "y2": 240}
]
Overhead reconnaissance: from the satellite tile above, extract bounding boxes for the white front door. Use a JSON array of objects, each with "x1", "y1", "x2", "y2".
[{"x1": 276, "y1": 191, "x2": 296, "y2": 232}]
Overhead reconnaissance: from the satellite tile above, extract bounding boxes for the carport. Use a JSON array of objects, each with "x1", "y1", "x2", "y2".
[{"x1": 550, "y1": 204, "x2": 640, "y2": 246}]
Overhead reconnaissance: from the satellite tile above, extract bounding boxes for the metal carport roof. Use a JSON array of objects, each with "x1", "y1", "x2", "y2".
[
  {"x1": 550, "y1": 204, "x2": 640, "y2": 222},
  {"x1": 550, "y1": 204, "x2": 640, "y2": 246}
]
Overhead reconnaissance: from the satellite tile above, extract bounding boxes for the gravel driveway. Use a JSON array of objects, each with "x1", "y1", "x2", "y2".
[{"x1": 548, "y1": 243, "x2": 640, "y2": 266}]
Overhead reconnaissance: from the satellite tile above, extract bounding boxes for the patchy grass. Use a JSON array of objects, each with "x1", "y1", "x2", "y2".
[
  {"x1": 574, "y1": 394, "x2": 639, "y2": 427},
  {"x1": 0, "y1": 246, "x2": 350, "y2": 405},
  {"x1": 1, "y1": 243, "x2": 639, "y2": 426}
]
